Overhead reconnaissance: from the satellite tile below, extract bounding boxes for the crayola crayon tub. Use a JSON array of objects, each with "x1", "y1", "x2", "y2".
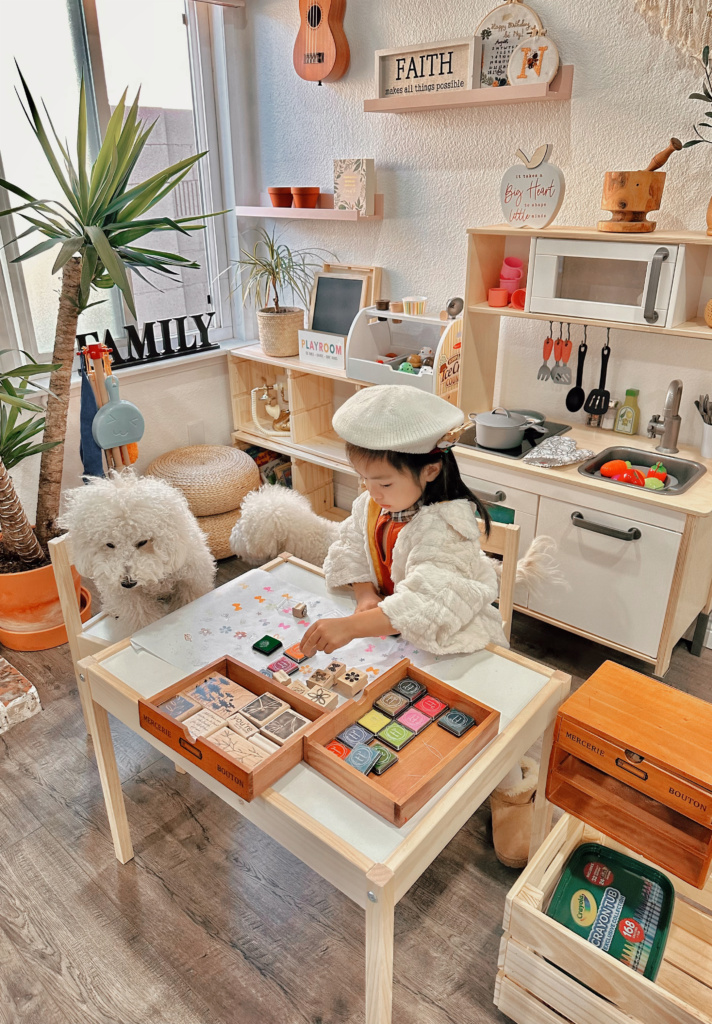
[{"x1": 546, "y1": 843, "x2": 675, "y2": 981}]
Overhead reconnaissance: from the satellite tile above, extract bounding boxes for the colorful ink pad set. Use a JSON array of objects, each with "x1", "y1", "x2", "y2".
[
  {"x1": 139, "y1": 655, "x2": 341, "y2": 802},
  {"x1": 305, "y1": 661, "x2": 500, "y2": 826}
]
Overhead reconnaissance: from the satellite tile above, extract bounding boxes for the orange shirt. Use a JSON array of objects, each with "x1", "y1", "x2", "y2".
[{"x1": 373, "y1": 511, "x2": 408, "y2": 596}]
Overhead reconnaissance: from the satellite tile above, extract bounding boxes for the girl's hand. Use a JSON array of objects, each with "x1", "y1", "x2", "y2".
[
  {"x1": 301, "y1": 617, "x2": 356, "y2": 656},
  {"x1": 355, "y1": 593, "x2": 382, "y2": 614}
]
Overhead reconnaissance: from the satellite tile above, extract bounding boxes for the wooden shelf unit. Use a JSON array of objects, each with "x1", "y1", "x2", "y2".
[
  {"x1": 228, "y1": 346, "x2": 361, "y2": 520},
  {"x1": 461, "y1": 224, "x2": 712, "y2": 414},
  {"x1": 364, "y1": 64, "x2": 573, "y2": 114},
  {"x1": 235, "y1": 194, "x2": 384, "y2": 221}
]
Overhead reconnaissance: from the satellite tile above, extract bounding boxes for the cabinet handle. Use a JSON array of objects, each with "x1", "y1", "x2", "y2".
[
  {"x1": 479, "y1": 489, "x2": 506, "y2": 504},
  {"x1": 643, "y1": 246, "x2": 669, "y2": 324},
  {"x1": 571, "y1": 511, "x2": 641, "y2": 541}
]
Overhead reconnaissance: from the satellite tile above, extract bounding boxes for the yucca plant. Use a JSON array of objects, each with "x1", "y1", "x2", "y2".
[
  {"x1": 0, "y1": 67, "x2": 212, "y2": 557},
  {"x1": 236, "y1": 226, "x2": 329, "y2": 313}
]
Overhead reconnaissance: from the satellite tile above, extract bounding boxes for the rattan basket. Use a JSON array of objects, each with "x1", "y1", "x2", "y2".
[
  {"x1": 256, "y1": 307, "x2": 304, "y2": 357},
  {"x1": 146, "y1": 445, "x2": 260, "y2": 517},
  {"x1": 196, "y1": 508, "x2": 241, "y2": 561}
]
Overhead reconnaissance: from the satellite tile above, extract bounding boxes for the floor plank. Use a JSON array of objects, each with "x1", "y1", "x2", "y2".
[{"x1": 0, "y1": 552, "x2": 709, "y2": 1023}]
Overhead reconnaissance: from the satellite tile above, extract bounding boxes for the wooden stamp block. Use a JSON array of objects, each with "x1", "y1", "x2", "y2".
[
  {"x1": 271, "y1": 669, "x2": 291, "y2": 685},
  {"x1": 186, "y1": 674, "x2": 254, "y2": 718},
  {"x1": 251, "y1": 733, "x2": 280, "y2": 755},
  {"x1": 369, "y1": 742, "x2": 398, "y2": 776},
  {"x1": 241, "y1": 692, "x2": 289, "y2": 726},
  {"x1": 374, "y1": 690, "x2": 410, "y2": 718},
  {"x1": 334, "y1": 668, "x2": 367, "y2": 698},
  {"x1": 158, "y1": 693, "x2": 200, "y2": 721},
  {"x1": 324, "y1": 659, "x2": 346, "y2": 682},
  {"x1": 304, "y1": 686, "x2": 338, "y2": 710},
  {"x1": 437, "y1": 708, "x2": 476, "y2": 737},
  {"x1": 345, "y1": 743, "x2": 381, "y2": 775},
  {"x1": 267, "y1": 656, "x2": 298, "y2": 675},
  {"x1": 393, "y1": 677, "x2": 427, "y2": 703},
  {"x1": 285, "y1": 642, "x2": 307, "y2": 664},
  {"x1": 252, "y1": 635, "x2": 283, "y2": 656},
  {"x1": 376, "y1": 720, "x2": 416, "y2": 751},
  {"x1": 226, "y1": 713, "x2": 258, "y2": 739},
  {"x1": 209, "y1": 728, "x2": 268, "y2": 767},
  {"x1": 261, "y1": 709, "x2": 311, "y2": 746},
  {"x1": 287, "y1": 680, "x2": 312, "y2": 697},
  {"x1": 357, "y1": 709, "x2": 390, "y2": 735},
  {"x1": 396, "y1": 708, "x2": 432, "y2": 735},
  {"x1": 292, "y1": 602, "x2": 307, "y2": 618},
  {"x1": 184, "y1": 708, "x2": 223, "y2": 740},
  {"x1": 337, "y1": 723, "x2": 374, "y2": 749},
  {"x1": 326, "y1": 740, "x2": 350, "y2": 759},
  {"x1": 414, "y1": 695, "x2": 449, "y2": 719},
  {"x1": 309, "y1": 668, "x2": 334, "y2": 689}
]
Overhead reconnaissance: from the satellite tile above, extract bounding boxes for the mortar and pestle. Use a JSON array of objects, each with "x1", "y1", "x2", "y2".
[{"x1": 597, "y1": 138, "x2": 682, "y2": 233}]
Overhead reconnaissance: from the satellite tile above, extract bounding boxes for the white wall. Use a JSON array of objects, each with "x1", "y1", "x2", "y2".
[{"x1": 240, "y1": 0, "x2": 712, "y2": 447}]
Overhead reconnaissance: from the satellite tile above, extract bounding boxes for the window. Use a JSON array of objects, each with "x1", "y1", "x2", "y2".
[{"x1": 0, "y1": 0, "x2": 240, "y2": 361}]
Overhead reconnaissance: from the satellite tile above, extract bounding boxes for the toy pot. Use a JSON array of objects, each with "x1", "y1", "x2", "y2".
[
  {"x1": 267, "y1": 187, "x2": 293, "y2": 208},
  {"x1": 0, "y1": 547, "x2": 91, "y2": 651},
  {"x1": 598, "y1": 170, "x2": 666, "y2": 233},
  {"x1": 291, "y1": 187, "x2": 320, "y2": 209}
]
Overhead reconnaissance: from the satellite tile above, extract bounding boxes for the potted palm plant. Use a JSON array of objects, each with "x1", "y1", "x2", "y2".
[
  {"x1": 237, "y1": 227, "x2": 331, "y2": 357},
  {"x1": 684, "y1": 45, "x2": 712, "y2": 233},
  {"x1": 0, "y1": 69, "x2": 213, "y2": 648}
]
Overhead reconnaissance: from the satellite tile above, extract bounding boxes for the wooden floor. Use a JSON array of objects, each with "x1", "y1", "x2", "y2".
[{"x1": 1, "y1": 556, "x2": 710, "y2": 1024}]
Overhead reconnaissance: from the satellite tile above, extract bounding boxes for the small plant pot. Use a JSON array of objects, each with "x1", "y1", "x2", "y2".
[
  {"x1": 291, "y1": 187, "x2": 320, "y2": 209},
  {"x1": 256, "y1": 306, "x2": 304, "y2": 357},
  {"x1": 268, "y1": 187, "x2": 293, "y2": 208}
]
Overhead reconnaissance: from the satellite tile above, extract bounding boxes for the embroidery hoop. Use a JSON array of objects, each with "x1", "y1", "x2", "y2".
[
  {"x1": 507, "y1": 31, "x2": 560, "y2": 86},
  {"x1": 476, "y1": 1, "x2": 543, "y2": 87}
]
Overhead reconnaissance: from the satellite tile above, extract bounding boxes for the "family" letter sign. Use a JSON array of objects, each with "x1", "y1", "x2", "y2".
[{"x1": 76, "y1": 312, "x2": 220, "y2": 369}]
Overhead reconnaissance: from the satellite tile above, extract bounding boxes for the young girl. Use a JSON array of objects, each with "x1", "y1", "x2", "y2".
[{"x1": 301, "y1": 385, "x2": 507, "y2": 657}]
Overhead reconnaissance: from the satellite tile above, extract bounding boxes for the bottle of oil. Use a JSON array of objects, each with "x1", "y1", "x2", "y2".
[{"x1": 614, "y1": 388, "x2": 640, "y2": 436}]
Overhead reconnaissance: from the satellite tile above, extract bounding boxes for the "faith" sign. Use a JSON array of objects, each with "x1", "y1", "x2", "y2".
[{"x1": 375, "y1": 37, "x2": 479, "y2": 99}]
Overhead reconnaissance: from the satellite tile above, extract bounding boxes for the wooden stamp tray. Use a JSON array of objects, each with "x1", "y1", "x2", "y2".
[
  {"x1": 304, "y1": 660, "x2": 500, "y2": 826},
  {"x1": 138, "y1": 655, "x2": 339, "y2": 802}
]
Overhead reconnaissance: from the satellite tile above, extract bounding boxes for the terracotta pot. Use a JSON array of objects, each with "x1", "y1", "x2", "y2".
[
  {"x1": 256, "y1": 306, "x2": 304, "y2": 357},
  {"x1": 0, "y1": 552, "x2": 91, "y2": 650},
  {"x1": 268, "y1": 187, "x2": 293, "y2": 209},
  {"x1": 291, "y1": 187, "x2": 320, "y2": 209}
]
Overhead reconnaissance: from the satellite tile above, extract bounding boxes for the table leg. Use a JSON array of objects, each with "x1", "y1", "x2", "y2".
[
  {"x1": 77, "y1": 669, "x2": 134, "y2": 864},
  {"x1": 365, "y1": 865, "x2": 395, "y2": 1024},
  {"x1": 529, "y1": 716, "x2": 557, "y2": 860}
]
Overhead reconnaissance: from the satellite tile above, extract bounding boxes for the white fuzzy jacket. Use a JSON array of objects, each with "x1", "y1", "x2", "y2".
[{"x1": 323, "y1": 492, "x2": 507, "y2": 655}]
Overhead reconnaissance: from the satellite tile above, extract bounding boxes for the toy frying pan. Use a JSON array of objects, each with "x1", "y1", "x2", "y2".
[{"x1": 91, "y1": 375, "x2": 145, "y2": 449}]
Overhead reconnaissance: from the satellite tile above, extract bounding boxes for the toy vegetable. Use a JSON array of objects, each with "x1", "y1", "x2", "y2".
[
  {"x1": 647, "y1": 461, "x2": 667, "y2": 483},
  {"x1": 644, "y1": 477, "x2": 665, "y2": 490},
  {"x1": 614, "y1": 467, "x2": 646, "y2": 486},
  {"x1": 600, "y1": 459, "x2": 630, "y2": 477}
]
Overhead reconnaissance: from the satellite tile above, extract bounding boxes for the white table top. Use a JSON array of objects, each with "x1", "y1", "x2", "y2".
[{"x1": 98, "y1": 561, "x2": 552, "y2": 862}]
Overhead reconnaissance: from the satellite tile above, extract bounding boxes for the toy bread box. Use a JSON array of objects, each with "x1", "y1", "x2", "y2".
[{"x1": 546, "y1": 661, "x2": 712, "y2": 887}]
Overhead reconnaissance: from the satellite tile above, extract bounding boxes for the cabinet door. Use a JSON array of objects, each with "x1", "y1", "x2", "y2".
[{"x1": 529, "y1": 497, "x2": 681, "y2": 657}]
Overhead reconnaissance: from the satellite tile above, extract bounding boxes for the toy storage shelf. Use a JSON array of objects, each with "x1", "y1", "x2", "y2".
[
  {"x1": 364, "y1": 64, "x2": 573, "y2": 113},
  {"x1": 235, "y1": 194, "x2": 384, "y2": 221}
]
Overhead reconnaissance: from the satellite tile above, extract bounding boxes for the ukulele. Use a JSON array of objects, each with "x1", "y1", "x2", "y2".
[{"x1": 293, "y1": 0, "x2": 350, "y2": 84}]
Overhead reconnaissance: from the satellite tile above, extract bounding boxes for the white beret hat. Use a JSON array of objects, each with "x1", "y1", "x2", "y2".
[{"x1": 332, "y1": 385, "x2": 464, "y2": 454}]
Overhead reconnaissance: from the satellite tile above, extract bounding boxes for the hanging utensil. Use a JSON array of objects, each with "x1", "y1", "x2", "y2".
[
  {"x1": 537, "y1": 323, "x2": 554, "y2": 381},
  {"x1": 584, "y1": 328, "x2": 611, "y2": 417},
  {"x1": 559, "y1": 323, "x2": 573, "y2": 385},
  {"x1": 566, "y1": 325, "x2": 588, "y2": 412},
  {"x1": 550, "y1": 323, "x2": 564, "y2": 383}
]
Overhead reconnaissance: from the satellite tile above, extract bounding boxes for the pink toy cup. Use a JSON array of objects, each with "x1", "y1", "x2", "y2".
[
  {"x1": 499, "y1": 274, "x2": 522, "y2": 295},
  {"x1": 501, "y1": 256, "x2": 523, "y2": 279}
]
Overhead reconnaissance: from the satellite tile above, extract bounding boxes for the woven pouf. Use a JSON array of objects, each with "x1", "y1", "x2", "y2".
[
  {"x1": 196, "y1": 508, "x2": 241, "y2": 561},
  {"x1": 146, "y1": 445, "x2": 259, "y2": 517}
]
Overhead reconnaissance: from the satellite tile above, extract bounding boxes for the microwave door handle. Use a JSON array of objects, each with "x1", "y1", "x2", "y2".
[{"x1": 643, "y1": 247, "x2": 669, "y2": 323}]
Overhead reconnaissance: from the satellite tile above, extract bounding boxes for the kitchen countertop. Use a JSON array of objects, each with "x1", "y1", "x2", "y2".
[{"x1": 454, "y1": 422, "x2": 712, "y2": 517}]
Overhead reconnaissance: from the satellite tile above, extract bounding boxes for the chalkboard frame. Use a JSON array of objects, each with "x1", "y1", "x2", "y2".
[{"x1": 308, "y1": 272, "x2": 370, "y2": 336}]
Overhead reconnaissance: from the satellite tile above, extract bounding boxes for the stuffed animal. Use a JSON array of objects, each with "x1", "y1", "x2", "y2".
[{"x1": 59, "y1": 469, "x2": 216, "y2": 634}]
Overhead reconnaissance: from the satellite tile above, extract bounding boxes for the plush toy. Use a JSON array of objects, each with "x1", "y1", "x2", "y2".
[{"x1": 59, "y1": 469, "x2": 216, "y2": 634}]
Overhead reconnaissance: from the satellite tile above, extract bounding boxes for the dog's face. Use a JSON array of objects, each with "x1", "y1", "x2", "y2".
[{"x1": 97, "y1": 529, "x2": 166, "y2": 590}]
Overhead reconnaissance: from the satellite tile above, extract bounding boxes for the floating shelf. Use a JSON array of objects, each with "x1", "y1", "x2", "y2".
[
  {"x1": 468, "y1": 302, "x2": 712, "y2": 341},
  {"x1": 235, "y1": 194, "x2": 384, "y2": 221},
  {"x1": 364, "y1": 65, "x2": 573, "y2": 114}
]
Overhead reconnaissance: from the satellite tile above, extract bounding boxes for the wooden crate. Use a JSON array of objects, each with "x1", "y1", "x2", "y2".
[
  {"x1": 546, "y1": 661, "x2": 712, "y2": 888},
  {"x1": 496, "y1": 814, "x2": 712, "y2": 1024},
  {"x1": 138, "y1": 655, "x2": 340, "y2": 801},
  {"x1": 304, "y1": 659, "x2": 499, "y2": 826}
]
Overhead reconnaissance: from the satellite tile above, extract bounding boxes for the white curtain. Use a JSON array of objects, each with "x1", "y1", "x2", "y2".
[{"x1": 634, "y1": 0, "x2": 712, "y2": 58}]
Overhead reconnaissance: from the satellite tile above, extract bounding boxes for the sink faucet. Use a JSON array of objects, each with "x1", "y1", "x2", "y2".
[{"x1": 647, "y1": 379, "x2": 683, "y2": 454}]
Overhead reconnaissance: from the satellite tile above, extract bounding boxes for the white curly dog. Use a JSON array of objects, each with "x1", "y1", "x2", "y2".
[{"x1": 60, "y1": 470, "x2": 216, "y2": 634}]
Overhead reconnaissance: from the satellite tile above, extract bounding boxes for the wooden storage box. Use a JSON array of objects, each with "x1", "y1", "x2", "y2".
[
  {"x1": 546, "y1": 661, "x2": 712, "y2": 887},
  {"x1": 139, "y1": 656, "x2": 339, "y2": 801},
  {"x1": 304, "y1": 659, "x2": 499, "y2": 826},
  {"x1": 496, "y1": 814, "x2": 712, "y2": 1024}
]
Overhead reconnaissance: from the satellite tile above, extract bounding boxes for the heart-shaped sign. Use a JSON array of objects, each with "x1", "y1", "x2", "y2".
[{"x1": 500, "y1": 144, "x2": 565, "y2": 228}]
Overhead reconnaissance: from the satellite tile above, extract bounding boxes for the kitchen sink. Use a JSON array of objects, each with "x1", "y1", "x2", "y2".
[{"x1": 578, "y1": 446, "x2": 707, "y2": 495}]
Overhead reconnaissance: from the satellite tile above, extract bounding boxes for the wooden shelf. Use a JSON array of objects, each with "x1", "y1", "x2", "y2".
[
  {"x1": 235, "y1": 194, "x2": 384, "y2": 221},
  {"x1": 229, "y1": 344, "x2": 366, "y2": 383},
  {"x1": 467, "y1": 302, "x2": 712, "y2": 341},
  {"x1": 469, "y1": 223, "x2": 712, "y2": 245},
  {"x1": 232, "y1": 428, "x2": 355, "y2": 476},
  {"x1": 364, "y1": 65, "x2": 573, "y2": 114}
]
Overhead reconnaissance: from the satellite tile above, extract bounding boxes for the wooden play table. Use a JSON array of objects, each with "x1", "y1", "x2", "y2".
[{"x1": 78, "y1": 554, "x2": 570, "y2": 1024}]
